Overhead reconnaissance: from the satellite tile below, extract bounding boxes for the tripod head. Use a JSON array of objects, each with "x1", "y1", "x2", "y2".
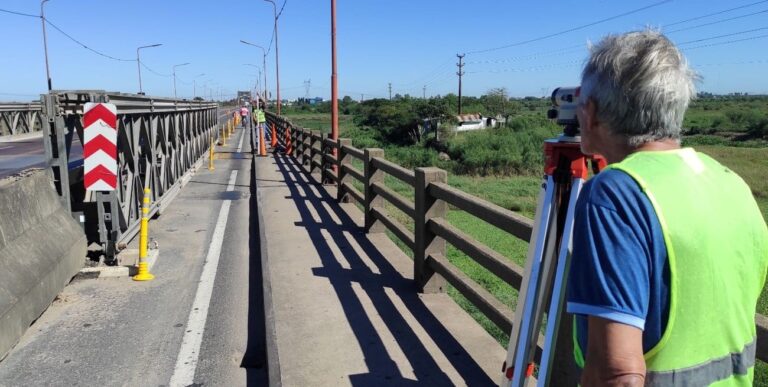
[{"x1": 547, "y1": 87, "x2": 581, "y2": 140}]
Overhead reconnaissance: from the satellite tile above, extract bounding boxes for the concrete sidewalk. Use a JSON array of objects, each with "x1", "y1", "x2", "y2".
[{"x1": 256, "y1": 152, "x2": 504, "y2": 386}]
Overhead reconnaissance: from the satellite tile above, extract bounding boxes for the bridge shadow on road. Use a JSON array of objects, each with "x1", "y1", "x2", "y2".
[{"x1": 271, "y1": 153, "x2": 494, "y2": 386}]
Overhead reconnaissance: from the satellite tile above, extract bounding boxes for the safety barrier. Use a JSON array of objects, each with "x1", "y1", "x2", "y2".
[
  {"x1": 41, "y1": 91, "x2": 222, "y2": 261},
  {"x1": 265, "y1": 112, "x2": 768, "y2": 375},
  {"x1": 0, "y1": 169, "x2": 86, "y2": 359},
  {"x1": 0, "y1": 102, "x2": 43, "y2": 138}
]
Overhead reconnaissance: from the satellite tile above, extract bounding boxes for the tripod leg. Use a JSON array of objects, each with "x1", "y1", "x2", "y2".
[
  {"x1": 538, "y1": 177, "x2": 585, "y2": 386},
  {"x1": 502, "y1": 175, "x2": 556, "y2": 386}
]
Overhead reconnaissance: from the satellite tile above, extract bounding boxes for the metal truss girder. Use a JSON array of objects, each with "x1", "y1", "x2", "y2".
[{"x1": 41, "y1": 90, "x2": 221, "y2": 261}]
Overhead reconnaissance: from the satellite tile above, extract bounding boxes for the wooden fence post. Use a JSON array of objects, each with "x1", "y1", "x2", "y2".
[
  {"x1": 309, "y1": 131, "x2": 318, "y2": 174},
  {"x1": 337, "y1": 138, "x2": 352, "y2": 202},
  {"x1": 320, "y1": 133, "x2": 329, "y2": 184},
  {"x1": 296, "y1": 128, "x2": 304, "y2": 168},
  {"x1": 414, "y1": 167, "x2": 447, "y2": 293},
  {"x1": 364, "y1": 148, "x2": 385, "y2": 233}
]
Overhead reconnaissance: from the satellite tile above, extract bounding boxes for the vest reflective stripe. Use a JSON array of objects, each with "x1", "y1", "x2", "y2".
[{"x1": 645, "y1": 338, "x2": 756, "y2": 386}]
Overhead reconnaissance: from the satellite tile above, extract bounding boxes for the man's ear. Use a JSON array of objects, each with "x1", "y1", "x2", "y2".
[{"x1": 584, "y1": 98, "x2": 599, "y2": 131}]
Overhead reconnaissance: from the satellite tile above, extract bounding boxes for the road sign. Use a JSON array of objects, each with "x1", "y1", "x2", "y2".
[{"x1": 83, "y1": 103, "x2": 117, "y2": 191}]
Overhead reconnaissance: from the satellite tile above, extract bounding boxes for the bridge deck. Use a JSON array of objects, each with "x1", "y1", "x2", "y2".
[
  {"x1": 257, "y1": 152, "x2": 503, "y2": 385},
  {"x1": 0, "y1": 125, "x2": 504, "y2": 386}
]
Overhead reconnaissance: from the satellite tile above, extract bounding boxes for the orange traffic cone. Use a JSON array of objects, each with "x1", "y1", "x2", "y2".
[
  {"x1": 285, "y1": 125, "x2": 293, "y2": 155},
  {"x1": 259, "y1": 124, "x2": 267, "y2": 156},
  {"x1": 270, "y1": 123, "x2": 278, "y2": 148}
]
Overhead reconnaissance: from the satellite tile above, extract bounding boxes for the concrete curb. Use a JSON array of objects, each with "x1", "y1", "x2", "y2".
[
  {"x1": 0, "y1": 131, "x2": 44, "y2": 143},
  {"x1": 255, "y1": 158, "x2": 282, "y2": 387},
  {"x1": 78, "y1": 249, "x2": 160, "y2": 278}
]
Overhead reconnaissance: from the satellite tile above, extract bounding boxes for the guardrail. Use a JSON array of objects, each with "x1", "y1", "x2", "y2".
[
  {"x1": 265, "y1": 112, "x2": 768, "y2": 378},
  {"x1": 42, "y1": 90, "x2": 222, "y2": 261},
  {"x1": 0, "y1": 102, "x2": 43, "y2": 137}
]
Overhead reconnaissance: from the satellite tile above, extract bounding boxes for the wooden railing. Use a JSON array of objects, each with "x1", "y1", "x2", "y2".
[{"x1": 265, "y1": 112, "x2": 768, "y2": 374}]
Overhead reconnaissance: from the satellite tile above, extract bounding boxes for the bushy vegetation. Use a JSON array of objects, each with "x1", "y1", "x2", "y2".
[{"x1": 684, "y1": 94, "x2": 768, "y2": 139}]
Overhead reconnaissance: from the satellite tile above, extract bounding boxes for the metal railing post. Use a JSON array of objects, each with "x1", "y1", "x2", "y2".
[
  {"x1": 364, "y1": 148, "x2": 385, "y2": 233},
  {"x1": 414, "y1": 167, "x2": 448, "y2": 293}
]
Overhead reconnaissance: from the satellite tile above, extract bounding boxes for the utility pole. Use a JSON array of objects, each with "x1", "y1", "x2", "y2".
[
  {"x1": 41, "y1": 0, "x2": 52, "y2": 91},
  {"x1": 388, "y1": 83, "x2": 392, "y2": 100},
  {"x1": 264, "y1": 0, "x2": 283, "y2": 115},
  {"x1": 330, "y1": 0, "x2": 339, "y2": 175},
  {"x1": 304, "y1": 79, "x2": 311, "y2": 99},
  {"x1": 457, "y1": 53, "x2": 465, "y2": 115},
  {"x1": 423, "y1": 85, "x2": 426, "y2": 99}
]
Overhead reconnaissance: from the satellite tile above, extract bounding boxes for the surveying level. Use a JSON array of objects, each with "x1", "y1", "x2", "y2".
[{"x1": 500, "y1": 87, "x2": 606, "y2": 386}]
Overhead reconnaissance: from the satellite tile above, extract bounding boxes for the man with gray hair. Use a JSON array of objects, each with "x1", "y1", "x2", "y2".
[{"x1": 566, "y1": 29, "x2": 768, "y2": 386}]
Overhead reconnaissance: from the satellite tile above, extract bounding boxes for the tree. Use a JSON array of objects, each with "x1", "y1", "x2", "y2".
[{"x1": 482, "y1": 87, "x2": 509, "y2": 117}]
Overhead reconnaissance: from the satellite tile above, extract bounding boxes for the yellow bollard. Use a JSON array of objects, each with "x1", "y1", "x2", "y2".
[
  {"x1": 229, "y1": 119, "x2": 234, "y2": 136},
  {"x1": 222, "y1": 124, "x2": 228, "y2": 146},
  {"x1": 133, "y1": 188, "x2": 155, "y2": 281},
  {"x1": 208, "y1": 133, "x2": 215, "y2": 171}
]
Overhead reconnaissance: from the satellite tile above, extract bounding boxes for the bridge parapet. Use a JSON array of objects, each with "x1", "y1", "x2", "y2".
[
  {"x1": 265, "y1": 111, "x2": 768, "y2": 383},
  {"x1": 41, "y1": 91, "x2": 223, "y2": 262},
  {"x1": 0, "y1": 102, "x2": 43, "y2": 138}
]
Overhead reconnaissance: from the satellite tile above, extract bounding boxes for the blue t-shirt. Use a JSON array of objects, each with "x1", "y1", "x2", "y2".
[{"x1": 566, "y1": 169, "x2": 670, "y2": 355}]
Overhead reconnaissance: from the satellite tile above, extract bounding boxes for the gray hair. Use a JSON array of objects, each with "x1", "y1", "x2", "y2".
[{"x1": 580, "y1": 30, "x2": 697, "y2": 147}]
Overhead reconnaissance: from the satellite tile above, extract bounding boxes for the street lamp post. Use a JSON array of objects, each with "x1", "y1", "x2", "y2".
[
  {"x1": 240, "y1": 40, "x2": 269, "y2": 108},
  {"x1": 193, "y1": 73, "x2": 205, "y2": 99},
  {"x1": 172, "y1": 62, "x2": 190, "y2": 100},
  {"x1": 41, "y1": 0, "x2": 52, "y2": 91},
  {"x1": 136, "y1": 43, "x2": 162, "y2": 95},
  {"x1": 263, "y1": 0, "x2": 283, "y2": 115}
]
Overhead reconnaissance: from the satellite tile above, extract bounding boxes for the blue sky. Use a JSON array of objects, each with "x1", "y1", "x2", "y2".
[{"x1": 1, "y1": 0, "x2": 767, "y2": 102}]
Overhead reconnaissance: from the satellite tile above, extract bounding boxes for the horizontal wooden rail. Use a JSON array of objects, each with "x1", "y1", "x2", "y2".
[
  {"x1": 372, "y1": 157, "x2": 415, "y2": 187},
  {"x1": 323, "y1": 152, "x2": 338, "y2": 166},
  {"x1": 371, "y1": 207, "x2": 415, "y2": 250},
  {"x1": 429, "y1": 217, "x2": 524, "y2": 290},
  {"x1": 342, "y1": 181, "x2": 365, "y2": 205},
  {"x1": 429, "y1": 182, "x2": 533, "y2": 242},
  {"x1": 371, "y1": 181, "x2": 415, "y2": 219},
  {"x1": 342, "y1": 144, "x2": 364, "y2": 161},
  {"x1": 427, "y1": 253, "x2": 513, "y2": 333},
  {"x1": 323, "y1": 137, "x2": 338, "y2": 148},
  {"x1": 757, "y1": 314, "x2": 768, "y2": 362},
  {"x1": 342, "y1": 164, "x2": 364, "y2": 183},
  {"x1": 323, "y1": 168, "x2": 338, "y2": 183}
]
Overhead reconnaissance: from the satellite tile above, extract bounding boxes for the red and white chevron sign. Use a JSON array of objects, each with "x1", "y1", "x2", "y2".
[{"x1": 83, "y1": 103, "x2": 117, "y2": 191}]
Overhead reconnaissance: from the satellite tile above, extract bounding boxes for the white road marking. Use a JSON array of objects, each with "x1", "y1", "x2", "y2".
[
  {"x1": 0, "y1": 146, "x2": 12, "y2": 150},
  {"x1": 236, "y1": 126, "x2": 245, "y2": 153},
  {"x1": 169, "y1": 170, "x2": 238, "y2": 387}
]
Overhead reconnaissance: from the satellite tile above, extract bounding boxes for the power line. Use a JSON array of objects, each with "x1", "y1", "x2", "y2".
[
  {"x1": 0, "y1": 8, "x2": 38, "y2": 18},
  {"x1": 466, "y1": 0, "x2": 672, "y2": 54},
  {"x1": 664, "y1": 0, "x2": 768, "y2": 27},
  {"x1": 666, "y1": 8, "x2": 768, "y2": 34},
  {"x1": 677, "y1": 26, "x2": 768, "y2": 45},
  {"x1": 683, "y1": 33, "x2": 768, "y2": 50},
  {"x1": 140, "y1": 61, "x2": 172, "y2": 77},
  {"x1": 468, "y1": 44, "x2": 585, "y2": 65},
  {"x1": 44, "y1": 19, "x2": 134, "y2": 62}
]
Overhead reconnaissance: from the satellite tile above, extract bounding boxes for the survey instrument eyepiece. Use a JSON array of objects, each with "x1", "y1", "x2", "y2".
[{"x1": 547, "y1": 87, "x2": 581, "y2": 139}]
